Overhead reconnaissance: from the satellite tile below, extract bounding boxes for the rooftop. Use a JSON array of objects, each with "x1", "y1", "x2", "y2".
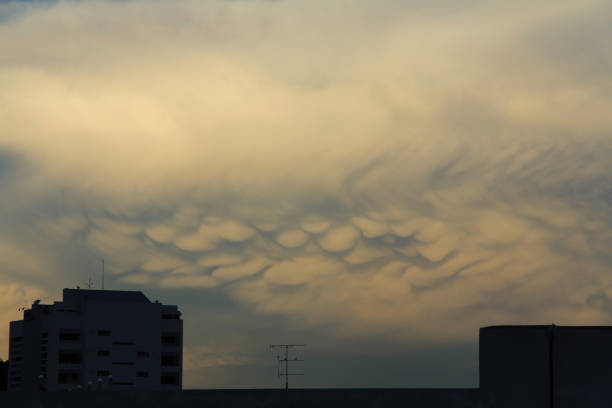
[
  {"x1": 62, "y1": 288, "x2": 151, "y2": 303},
  {"x1": 481, "y1": 324, "x2": 612, "y2": 330}
]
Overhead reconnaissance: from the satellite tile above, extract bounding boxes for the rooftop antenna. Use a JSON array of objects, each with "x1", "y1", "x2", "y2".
[
  {"x1": 102, "y1": 259, "x2": 105, "y2": 290},
  {"x1": 85, "y1": 274, "x2": 94, "y2": 289},
  {"x1": 269, "y1": 344, "x2": 306, "y2": 391}
]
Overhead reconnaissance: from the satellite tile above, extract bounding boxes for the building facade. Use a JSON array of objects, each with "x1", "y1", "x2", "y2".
[
  {"x1": 7, "y1": 288, "x2": 182, "y2": 391},
  {"x1": 480, "y1": 325, "x2": 612, "y2": 408}
]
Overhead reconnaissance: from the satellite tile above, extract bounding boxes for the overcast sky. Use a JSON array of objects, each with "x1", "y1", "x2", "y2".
[{"x1": 1, "y1": 0, "x2": 611, "y2": 388}]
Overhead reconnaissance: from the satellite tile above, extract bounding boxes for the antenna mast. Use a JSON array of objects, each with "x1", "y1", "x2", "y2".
[
  {"x1": 269, "y1": 344, "x2": 306, "y2": 391},
  {"x1": 102, "y1": 259, "x2": 105, "y2": 290}
]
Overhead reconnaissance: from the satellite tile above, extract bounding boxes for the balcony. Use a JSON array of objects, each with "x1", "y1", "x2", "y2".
[
  {"x1": 58, "y1": 329, "x2": 81, "y2": 343},
  {"x1": 57, "y1": 371, "x2": 80, "y2": 385},
  {"x1": 58, "y1": 350, "x2": 82, "y2": 365},
  {"x1": 161, "y1": 332, "x2": 180, "y2": 346},
  {"x1": 160, "y1": 373, "x2": 179, "y2": 386},
  {"x1": 161, "y1": 353, "x2": 180, "y2": 367}
]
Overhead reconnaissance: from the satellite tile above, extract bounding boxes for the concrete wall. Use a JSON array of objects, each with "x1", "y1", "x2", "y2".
[
  {"x1": 479, "y1": 325, "x2": 551, "y2": 408},
  {"x1": 0, "y1": 389, "x2": 483, "y2": 408},
  {"x1": 555, "y1": 327, "x2": 612, "y2": 390},
  {"x1": 81, "y1": 299, "x2": 163, "y2": 390},
  {"x1": 480, "y1": 325, "x2": 612, "y2": 408},
  {"x1": 0, "y1": 359, "x2": 8, "y2": 391},
  {"x1": 555, "y1": 327, "x2": 612, "y2": 408}
]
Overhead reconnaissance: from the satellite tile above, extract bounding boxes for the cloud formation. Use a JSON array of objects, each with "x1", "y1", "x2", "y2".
[{"x1": 1, "y1": 0, "x2": 612, "y2": 386}]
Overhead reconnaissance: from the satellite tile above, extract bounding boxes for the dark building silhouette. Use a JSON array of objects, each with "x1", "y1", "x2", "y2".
[
  {"x1": 7, "y1": 288, "x2": 182, "y2": 391},
  {"x1": 0, "y1": 358, "x2": 7, "y2": 391},
  {"x1": 480, "y1": 325, "x2": 612, "y2": 408},
  {"x1": 3, "y1": 321, "x2": 612, "y2": 407}
]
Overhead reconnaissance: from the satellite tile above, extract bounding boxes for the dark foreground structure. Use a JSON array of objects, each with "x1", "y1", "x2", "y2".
[
  {"x1": 8, "y1": 289, "x2": 182, "y2": 391},
  {"x1": 0, "y1": 359, "x2": 7, "y2": 392},
  {"x1": 0, "y1": 389, "x2": 482, "y2": 408},
  {"x1": 480, "y1": 324, "x2": 612, "y2": 408},
  {"x1": 3, "y1": 324, "x2": 612, "y2": 407}
]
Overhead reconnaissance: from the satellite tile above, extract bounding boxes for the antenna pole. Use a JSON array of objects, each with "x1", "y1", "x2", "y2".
[
  {"x1": 270, "y1": 344, "x2": 305, "y2": 391},
  {"x1": 102, "y1": 259, "x2": 105, "y2": 290},
  {"x1": 285, "y1": 346, "x2": 289, "y2": 391}
]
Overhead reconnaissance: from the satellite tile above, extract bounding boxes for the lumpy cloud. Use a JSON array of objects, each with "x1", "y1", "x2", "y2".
[{"x1": 1, "y1": 0, "x2": 612, "y2": 367}]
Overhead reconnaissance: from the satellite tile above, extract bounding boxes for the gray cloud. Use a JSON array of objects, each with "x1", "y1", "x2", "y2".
[{"x1": 1, "y1": 0, "x2": 611, "y2": 387}]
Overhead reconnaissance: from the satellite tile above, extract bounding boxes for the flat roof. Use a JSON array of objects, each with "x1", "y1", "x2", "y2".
[
  {"x1": 63, "y1": 288, "x2": 150, "y2": 303},
  {"x1": 481, "y1": 325, "x2": 612, "y2": 330}
]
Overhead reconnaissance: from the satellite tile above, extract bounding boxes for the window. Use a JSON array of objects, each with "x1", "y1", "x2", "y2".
[
  {"x1": 11, "y1": 376, "x2": 23, "y2": 383},
  {"x1": 41, "y1": 333, "x2": 48, "y2": 338},
  {"x1": 111, "y1": 362, "x2": 134, "y2": 366},
  {"x1": 97, "y1": 330, "x2": 111, "y2": 336},
  {"x1": 58, "y1": 351, "x2": 81, "y2": 364},
  {"x1": 113, "y1": 382, "x2": 133, "y2": 386},
  {"x1": 161, "y1": 374, "x2": 178, "y2": 385},
  {"x1": 112, "y1": 341, "x2": 135, "y2": 345},
  {"x1": 97, "y1": 350, "x2": 110, "y2": 357},
  {"x1": 10, "y1": 336, "x2": 23, "y2": 343},
  {"x1": 137, "y1": 351, "x2": 149, "y2": 358},
  {"x1": 161, "y1": 353, "x2": 180, "y2": 367},
  {"x1": 161, "y1": 333, "x2": 180, "y2": 345},
  {"x1": 58, "y1": 371, "x2": 80, "y2": 385},
  {"x1": 97, "y1": 370, "x2": 110, "y2": 377},
  {"x1": 40, "y1": 353, "x2": 47, "y2": 359},
  {"x1": 59, "y1": 330, "x2": 80, "y2": 342},
  {"x1": 13, "y1": 356, "x2": 23, "y2": 362},
  {"x1": 136, "y1": 371, "x2": 149, "y2": 378}
]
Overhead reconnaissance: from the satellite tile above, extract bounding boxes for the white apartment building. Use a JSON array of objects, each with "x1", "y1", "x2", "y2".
[{"x1": 7, "y1": 288, "x2": 182, "y2": 391}]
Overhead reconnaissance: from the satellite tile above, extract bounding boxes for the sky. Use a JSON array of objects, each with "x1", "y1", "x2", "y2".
[{"x1": 0, "y1": 0, "x2": 611, "y2": 389}]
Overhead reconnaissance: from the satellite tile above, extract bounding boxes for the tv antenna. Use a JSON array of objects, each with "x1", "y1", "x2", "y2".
[
  {"x1": 85, "y1": 276, "x2": 94, "y2": 289},
  {"x1": 101, "y1": 259, "x2": 105, "y2": 290},
  {"x1": 269, "y1": 344, "x2": 306, "y2": 391}
]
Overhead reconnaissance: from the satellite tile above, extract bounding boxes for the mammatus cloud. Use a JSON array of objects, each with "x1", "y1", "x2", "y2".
[
  {"x1": 319, "y1": 225, "x2": 360, "y2": 253},
  {"x1": 1, "y1": 0, "x2": 612, "y2": 382},
  {"x1": 275, "y1": 229, "x2": 309, "y2": 248}
]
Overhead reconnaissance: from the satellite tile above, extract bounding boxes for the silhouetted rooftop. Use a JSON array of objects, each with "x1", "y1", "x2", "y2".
[
  {"x1": 482, "y1": 324, "x2": 612, "y2": 330},
  {"x1": 481, "y1": 325, "x2": 554, "y2": 329},
  {"x1": 62, "y1": 288, "x2": 151, "y2": 303}
]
